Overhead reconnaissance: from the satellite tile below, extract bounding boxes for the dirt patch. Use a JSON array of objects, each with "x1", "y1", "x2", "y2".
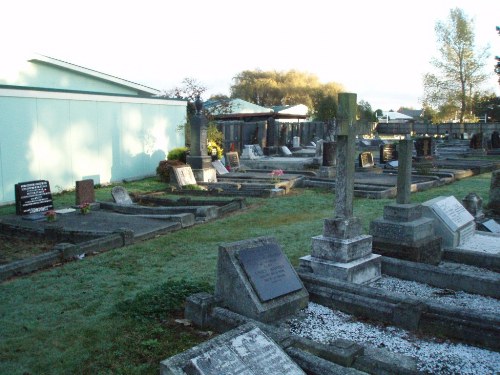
[{"x1": 0, "y1": 234, "x2": 56, "y2": 264}]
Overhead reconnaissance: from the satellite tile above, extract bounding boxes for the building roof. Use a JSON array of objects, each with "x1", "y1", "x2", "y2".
[
  {"x1": 378, "y1": 111, "x2": 414, "y2": 121},
  {"x1": 398, "y1": 108, "x2": 424, "y2": 119},
  {"x1": 30, "y1": 54, "x2": 160, "y2": 96}
]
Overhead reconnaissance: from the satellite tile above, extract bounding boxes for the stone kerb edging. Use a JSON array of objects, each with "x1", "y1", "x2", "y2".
[
  {"x1": 182, "y1": 295, "x2": 419, "y2": 375},
  {"x1": 0, "y1": 228, "x2": 134, "y2": 282}
]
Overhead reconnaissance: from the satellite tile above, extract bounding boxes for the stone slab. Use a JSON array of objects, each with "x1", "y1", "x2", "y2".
[
  {"x1": 382, "y1": 203, "x2": 423, "y2": 222},
  {"x1": 424, "y1": 196, "x2": 474, "y2": 231},
  {"x1": 75, "y1": 179, "x2": 95, "y2": 205},
  {"x1": 370, "y1": 216, "x2": 436, "y2": 244},
  {"x1": 456, "y1": 232, "x2": 500, "y2": 255},
  {"x1": 161, "y1": 323, "x2": 305, "y2": 375},
  {"x1": 299, "y1": 254, "x2": 381, "y2": 284},
  {"x1": 111, "y1": 186, "x2": 133, "y2": 205},
  {"x1": 480, "y1": 219, "x2": 500, "y2": 233},
  {"x1": 172, "y1": 166, "x2": 197, "y2": 186},
  {"x1": 15, "y1": 180, "x2": 54, "y2": 215},
  {"x1": 311, "y1": 235, "x2": 372, "y2": 263},
  {"x1": 212, "y1": 160, "x2": 229, "y2": 175}
]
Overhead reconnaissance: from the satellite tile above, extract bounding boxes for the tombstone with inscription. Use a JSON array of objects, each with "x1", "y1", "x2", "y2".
[
  {"x1": 171, "y1": 165, "x2": 198, "y2": 187},
  {"x1": 111, "y1": 186, "x2": 134, "y2": 205},
  {"x1": 225, "y1": 151, "x2": 240, "y2": 171},
  {"x1": 421, "y1": 196, "x2": 475, "y2": 248},
  {"x1": 160, "y1": 323, "x2": 305, "y2": 375},
  {"x1": 215, "y1": 236, "x2": 308, "y2": 323},
  {"x1": 379, "y1": 143, "x2": 398, "y2": 164},
  {"x1": 358, "y1": 152, "x2": 374, "y2": 168},
  {"x1": 488, "y1": 169, "x2": 500, "y2": 216},
  {"x1": 299, "y1": 93, "x2": 381, "y2": 283},
  {"x1": 212, "y1": 160, "x2": 229, "y2": 175},
  {"x1": 414, "y1": 137, "x2": 432, "y2": 159},
  {"x1": 371, "y1": 136, "x2": 442, "y2": 264},
  {"x1": 75, "y1": 179, "x2": 95, "y2": 205},
  {"x1": 15, "y1": 180, "x2": 54, "y2": 216}
]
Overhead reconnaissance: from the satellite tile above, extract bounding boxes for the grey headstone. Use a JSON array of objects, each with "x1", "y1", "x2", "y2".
[
  {"x1": 111, "y1": 186, "x2": 133, "y2": 205},
  {"x1": 212, "y1": 160, "x2": 229, "y2": 175},
  {"x1": 281, "y1": 146, "x2": 292, "y2": 156},
  {"x1": 172, "y1": 166, "x2": 197, "y2": 187},
  {"x1": 480, "y1": 219, "x2": 500, "y2": 233},
  {"x1": 215, "y1": 236, "x2": 308, "y2": 322},
  {"x1": 75, "y1": 179, "x2": 95, "y2": 205}
]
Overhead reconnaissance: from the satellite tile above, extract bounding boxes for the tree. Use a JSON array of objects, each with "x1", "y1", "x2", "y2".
[
  {"x1": 423, "y1": 8, "x2": 490, "y2": 123},
  {"x1": 357, "y1": 100, "x2": 376, "y2": 122},
  {"x1": 230, "y1": 69, "x2": 344, "y2": 116}
]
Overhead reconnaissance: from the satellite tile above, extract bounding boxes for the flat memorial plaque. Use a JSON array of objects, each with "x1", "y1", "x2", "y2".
[
  {"x1": 15, "y1": 180, "x2": 54, "y2": 215},
  {"x1": 212, "y1": 160, "x2": 229, "y2": 175},
  {"x1": 481, "y1": 219, "x2": 500, "y2": 233},
  {"x1": 172, "y1": 166, "x2": 197, "y2": 187},
  {"x1": 238, "y1": 243, "x2": 303, "y2": 302},
  {"x1": 189, "y1": 327, "x2": 304, "y2": 375},
  {"x1": 432, "y1": 196, "x2": 474, "y2": 231}
]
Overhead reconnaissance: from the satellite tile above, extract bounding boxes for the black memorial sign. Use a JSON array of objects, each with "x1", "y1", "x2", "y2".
[
  {"x1": 15, "y1": 180, "x2": 54, "y2": 215},
  {"x1": 238, "y1": 243, "x2": 302, "y2": 302}
]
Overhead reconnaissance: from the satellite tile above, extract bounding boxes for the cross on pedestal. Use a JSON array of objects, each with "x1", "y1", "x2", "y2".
[{"x1": 396, "y1": 135, "x2": 413, "y2": 205}]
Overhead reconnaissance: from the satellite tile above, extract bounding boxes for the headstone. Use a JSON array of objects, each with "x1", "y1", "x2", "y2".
[
  {"x1": 111, "y1": 186, "x2": 133, "y2": 205},
  {"x1": 253, "y1": 144, "x2": 264, "y2": 157},
  {"x1": 379, "y1": 144, "x2": 398, "y2": 163},
  {"x1": 160, "y1": 323, "x2": 305, "y2": 375},
  {"x1": 226, "y1": 152, "x2": 240, "y2": 171},
  {"x1": 292, "y1": 136, "x2": 300, "y2": 148},
  {"x1": 299, "y1": 93, "x2": 381, "y2": 283},
  {"x1": 415, "y1": 137, "x2": 432, "y2": 158},
  {"x1": 488, "y1": 170, "x2": 500, "y2": 215},
  {"x1": 171, "y1": 166, "x2": 197, "y2": 187},
  {"x1": 212, "y1": 160, "x2": 229, "y2": 175},
  {"x1": 462, "y1": 192, "x2": 484, "y2": 220},
  {"x1": 470, "y1": 133, "x2": 484, "y2": 149},
  {"x1": 358, "y1": 151, "x2": 374, "y2": 168},
  {"x1": 479, "y1": 219, "x2": 500, "y2": 233},
  {"x1": 215, "y1": 236, "x2": 308, "y2": 322},
  {"x1": 422, "y1": 196, "x2": 475, "y2": 248},
  {"x1": 280, "y1": 146, "x2": 292, "y2": 156},
  {"x1": 75, "y1": 179, "x2": 95, "y2": 205},
  {"x1": 491, "y1": 131, "x2": 500, "y2": 149},
  {"x1": 322, "y1": 141, "x2": 336, "y2": 166},
  {"x1": 15, "y1": 180, "x2": 54, "y2": 215}
]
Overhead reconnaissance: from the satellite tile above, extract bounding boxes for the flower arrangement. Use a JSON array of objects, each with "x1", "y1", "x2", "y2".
[
  {"x1": 269, "y1": 169, "x2": 284, "y2": 183},
  {"x1": 44, "y1": 210, "x2": 57, "y2": 222},
  {"x1": 207, "y1": 141, "x2": 223, "y2": 160},
  {"x1": 79, "y1": 202, "x2": 91, "y2": 214}
]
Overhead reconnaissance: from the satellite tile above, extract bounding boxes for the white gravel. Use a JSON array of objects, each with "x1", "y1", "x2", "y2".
[
  {"x1": 287, "y1": 302, "x2": 500, "y2": 374},
  {"x1": 369, "y1": 276, "x2": 500, "y2": 315}
]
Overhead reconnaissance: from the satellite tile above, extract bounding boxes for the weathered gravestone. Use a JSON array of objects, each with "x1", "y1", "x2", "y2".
[
  {"x1": 462, "y1": 192, "x2": 484, "y2": 220},
  {"x1": 358, "y1": 151, "x2": 374, "y2": 168},
  {"x1": 415, "y1": 137, "x2": 432, "y2": 158},
  {"x1": 225, "y1": 151, "x2": 240, "y2": 171},
  {"x1": 15, "y1": 180, "x2": 54, "y2": 215},
  {"x1": 211, "y1": 160, "x2": 229, "y2": 175},
  {"x1": 160, "y1": 323, "x2": 305, "y2": 375},
  {"x1": 75, "y1": 179, "x2": 95, "y2": 205},
  {"x1": 421, "y1": 196, "x2": 475, "y2": 248},
  {"x1": 370, "y1": 136, "x2": 442, "y2": 264},
  {"x1": 299, "y1": 93, "x2": 381, "y2": 283},
  {"x1": 488, "y1": 169, "x2": 500, "y2": 216},
  {"x1": 111, "y1": 186, "x2": 134, "y2": 205},
  {"x1": 171, "y1": 165, "x2": 197, "y2": 187},
  {"x1": 280, "y1": 146, "x2": 292, "y2": 156},
  {"x1": 215, "y1": 236, "x2": 308, "y2": 323},
  {"x1": 491, "y1": 131, "x2": 500, "y2": 149},
  {"x1": 479, "y1": 219, "x2": 500, "y2": 234},
  {"x1": 379, "y1": 143, "x2": 398, "y2": 164}
]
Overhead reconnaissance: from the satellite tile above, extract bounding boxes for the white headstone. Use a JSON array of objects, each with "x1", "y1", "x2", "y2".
[
  {"x1": 212, "y1": 160, "x2": 229, "y2": 175},
  {"x1": 281, "y1": 146, "x2": 292, "y2": 156},
  {"x1": 241, "y1": 145, "x2": 258, "y2": 160},
  {"x1": 172, "y1": 166, "x2": 197, "y2": 187},
  {"x1": 292, "y1": 136, "x2": 300, "y2": 148}
]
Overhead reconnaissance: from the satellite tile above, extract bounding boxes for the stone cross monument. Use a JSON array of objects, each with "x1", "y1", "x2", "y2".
[
  {"x1": 186, "y1": 96, "x2": 217, "y2": 182},
  {"x1": 370, "y1": 135, "x2": 442, "y2": 264},
  {"x1": 299, "y1": 93, "x2": 381, "y2": 284}
]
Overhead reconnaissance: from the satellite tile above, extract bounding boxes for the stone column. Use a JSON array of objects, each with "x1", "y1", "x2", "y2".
[
  {"x1": 186, "y1": 96, "x2": 217, "y2": 182},
  {"x1": 396, "y1": 136, "x2": 413, "y2": 204},
  {"x1": 488, "y1": 169, "x2": 500, "y2": 216}
]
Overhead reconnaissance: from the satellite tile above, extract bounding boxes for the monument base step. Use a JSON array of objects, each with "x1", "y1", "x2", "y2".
[
  {"x1": 298, "y1": 253, "x2": 381, "y2": 284},
  {"x1": 192, "y1": 167, "x2": 217, "y2": 183},
  {"x1": 372, "y1": 236, "x2": 442, "y2": 265}
]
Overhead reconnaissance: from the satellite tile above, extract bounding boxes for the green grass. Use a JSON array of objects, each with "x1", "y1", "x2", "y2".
[{"x1": 0, "y1": 173, "x2": 493, "y2": 374}]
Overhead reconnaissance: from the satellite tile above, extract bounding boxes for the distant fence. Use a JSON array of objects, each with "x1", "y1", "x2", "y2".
[{"x1": 376, "y1": 122, "x2": 500, "y2": 136}]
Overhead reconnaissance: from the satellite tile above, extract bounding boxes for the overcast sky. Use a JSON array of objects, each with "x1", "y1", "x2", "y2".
[{"x1": 2, "y1": 0, "x2": 500, "y2": 111}]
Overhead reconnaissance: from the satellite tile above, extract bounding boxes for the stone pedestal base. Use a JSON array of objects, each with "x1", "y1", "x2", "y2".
[
  {"x1": 370, "y1": 203, "x2": 442, "y2": 264},
  {"x1": 299, "y1": 254, "x2": 381, "y2": 284},
  {"x1": 192, "y1": 168, "x2": 217, "y2": 183},
  {"x1": 311, "y1": 234, "x2": 372, "y2": 262},
  {"x1": 319, "y1": 166, "x2": 336, "y2": 178}
]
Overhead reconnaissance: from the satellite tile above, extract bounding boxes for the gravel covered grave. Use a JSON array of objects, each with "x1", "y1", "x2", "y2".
[{"x1": 287, "y1": 302, "x2": 500, "y2": 374}]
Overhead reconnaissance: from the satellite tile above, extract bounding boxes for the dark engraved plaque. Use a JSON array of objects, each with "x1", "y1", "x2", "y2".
[
  {"x1": 15, "y1": 180, "x2": 54, "y2": 215},
  {"x1": 238, "y1": 244, "x2": 303, "y2": 302}
]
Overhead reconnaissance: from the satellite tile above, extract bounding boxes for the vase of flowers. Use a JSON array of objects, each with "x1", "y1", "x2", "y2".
[
  {"x1": 269, "y1": 169, "x2": 284, "y2": 183},
  {"x1": 44, "y1": 210, "x2": 57, "y2": 222},
  {"x1": 79, "y1": 202, "x2": 91, "y2": 215}
]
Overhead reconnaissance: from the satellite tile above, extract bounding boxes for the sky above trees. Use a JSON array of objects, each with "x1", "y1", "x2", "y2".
[{"x1": 2, "y1": 0, "x2": 499, "y2": 111}]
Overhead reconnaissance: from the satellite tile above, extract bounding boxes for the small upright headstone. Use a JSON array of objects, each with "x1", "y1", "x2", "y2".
[
  {"x1": 171, "y1": 166, "x2": 197, "y2": 187},
  {"x1": 15, "y1": 180, "x2": 54, "y2": 215},
  {"x1": 470, "y1": 133, "x2": 484, "y2": 149},
  {"x1": 415, "y1": 137, "x2": 432, "y2": 158},
  {"x1": 241, "y1": 145, "x2": 258, "y2": 160},
  {"x1": 462, "y1": 192, "x2": 484, "y2": 220},
  {"x1": 488, "y1": 170, "x2": 500, "y2": 216},
  {"x1": 280, "y1": 146, "x2": 292, "y2": 156},
  {"x1": 358, "y1": 151, "x2": 374, "y2": 168},
  {"x1": 226, "y1": 152, "x2": 240, "y2": 171},
  {"x1": 75, "y1": 179, "x2": 95, "y2": 205},
  {"x1": 379, "y1": 144, "x2": 398, "y2": 163},
  {"x1": 491, "y1": 131, "x2": 500, "y2": 149},
  {"x1": 253, "y1": 144, "x2": 264, "y2": 157},
  {"x1": 111, "y1": 186, "x2": 133, "y2": 205},
  {"x1": 322, "y1": 142, "x2": 336, "y2": 166},
  {"x1": 215, "y1": 236, "x2": 308, "y2": 322}
]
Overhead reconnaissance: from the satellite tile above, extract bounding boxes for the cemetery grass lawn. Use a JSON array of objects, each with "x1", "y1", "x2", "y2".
[{"x1": 0, "y1": 173, "x2": 493, "y2": 374}]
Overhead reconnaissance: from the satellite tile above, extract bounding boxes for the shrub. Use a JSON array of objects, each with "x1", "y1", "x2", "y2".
[
  {"x1": 167, "y1": 147, "x2": 189, "y2": 163},
  {"x1": 156, "y1": 160, "x2": 185, "y2": 182}
]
